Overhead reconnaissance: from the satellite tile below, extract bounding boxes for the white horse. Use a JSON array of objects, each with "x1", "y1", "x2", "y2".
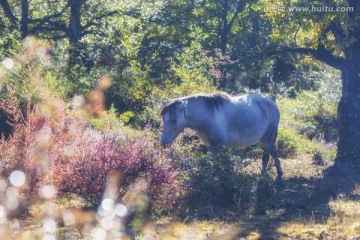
[{"x1": 160, "y1": 92, "x2": 283, "y2": 180}]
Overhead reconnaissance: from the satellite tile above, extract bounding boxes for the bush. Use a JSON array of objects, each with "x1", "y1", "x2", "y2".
[
  {"x1": 181, "y1": 152, "x2": 257, "y2": 214},
  {"x1": 49, "y1": 126, "x2": 181, "y2": 210},
  {"x1": 279, "y1": 92, "x2": 338, "y2": 143},
  {"x1": 0, "y1": 37, "x2": 73, "y2": 103},
  {"x1": 0, "y1": 90, "x2": 45, "y2": 197},
  {"x1": 0, "y1": 87, "x2": 182, "y2": 212},
  {"x1": 277, "y1": 128, "x2": 316, "y2": 158}
]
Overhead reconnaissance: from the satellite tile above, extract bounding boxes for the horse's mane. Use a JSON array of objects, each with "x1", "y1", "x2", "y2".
[
  {"x1": 160, "y1": 100, "x2": 181, "y2": 116},
  {"x1": 160, "y1": 92, "x2": 231, "y2": 116}
]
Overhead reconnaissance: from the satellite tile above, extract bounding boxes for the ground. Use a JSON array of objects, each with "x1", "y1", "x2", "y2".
[
  {"x1": 9, "y1": 154, "x2": 360, "y2": 239},
  {"x1": 136, "y1": 154, "x2": 360, "y2": 240}
]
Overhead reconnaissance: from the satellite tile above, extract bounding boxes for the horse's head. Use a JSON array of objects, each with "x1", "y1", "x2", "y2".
[{"x1": 160, "y1": 100, "x2": 187, "y2": 147}]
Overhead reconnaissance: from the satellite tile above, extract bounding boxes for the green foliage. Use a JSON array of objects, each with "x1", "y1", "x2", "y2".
[
  {"x1": 170, "y1": 41, "x2": 216, "y2": 96},
  {"x1": 279, "y1": 91, "x2": 338, "y2": 142},
  {"x1": 277, "y1": 128, "x2": 316, "y2": 158},
  {"x1": 119, "y1": 111, "x2": 135, "y2": 124},
  {"x1": 278, "y1": 57, "x2": 321, "y2": 97},
  {"x1": 277, "y1": 90, "x2": 339, "y2": 158},
  {"x1": 1, "y1": 0, "x2": 345, "y2": 132},
  {"x1": 89, "y1": 104, "x2": 124, "y2": 131},
  {"x1": 318, "y1": 67, "x2": 342, "y2": 105},
  {"x1": 0, "y1": 29, "x2": 22, "y2": 58},
  {"x1": 0, "y1": 46, "x2": 73, "y2": 104}
]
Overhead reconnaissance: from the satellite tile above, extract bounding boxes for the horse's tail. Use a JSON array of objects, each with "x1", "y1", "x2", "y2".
[{"x1": 272, "y1": 128, "x2": 278, "y2": 148}]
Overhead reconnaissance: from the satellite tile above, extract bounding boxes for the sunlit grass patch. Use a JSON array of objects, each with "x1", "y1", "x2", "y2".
[
  {"x1": 278, "y1": 200, "x2": 360, "y2": 239},
  {"x1": 280, "y1": 154, "x2": 333, "y2": 179},
  {"x1": 327, "y1": 200, "x2": 360, "y2": 238},
  {"x1": 329, "y1": 199, "x2": 360, "y2": 218},
  {"x1": 138, "y1": 218, "x2": 246, "y2": 240},
  {"x1": 278, "y1": 223, "x2": 326, "y2": 239}
]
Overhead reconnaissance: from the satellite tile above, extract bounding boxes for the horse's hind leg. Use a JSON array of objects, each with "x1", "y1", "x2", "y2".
[
  {"x1": 270, "y1": 146, "x2": 283, "y2": 180},
  {"x1": 261, "y1": 152, "x2": 270, "y2": 177},
  {"x1": 260, "y1": 127, "x2": 283, "y2": 180}
]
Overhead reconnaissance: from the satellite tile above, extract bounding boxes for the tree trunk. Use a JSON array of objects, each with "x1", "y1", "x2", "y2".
[
  {"x1": 69, "y1": 0, "x2": 83, "y2": 45},
  {"x1": 68, "y1": 0, "x2": 85, "y2": 69},
  {"x1": 335, "y1": 0, "x2": 360, "y2": 165},
  {"x1": 20, "y1": 0, "x2": 29, "y2": 39},
  {"x1": 336, "y1": 68, "x2": 360, "y2": 164}
]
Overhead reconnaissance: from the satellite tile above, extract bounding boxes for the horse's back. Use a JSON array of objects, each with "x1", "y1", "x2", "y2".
[
  {"x1": 248, "y1": 94, "x2": 280, "y2": 122},
  {"x1": 223, "y1": 94, "x2": 279, "y2": 147},
  {"x1": 228, "y1": 94, "x2": 279, "y2": 122}
]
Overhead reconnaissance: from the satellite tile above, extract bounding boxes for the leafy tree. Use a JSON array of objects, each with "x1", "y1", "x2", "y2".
[
  {"x1": 260, "y1": 0, "x2": 360, "y2": 165},
  {"x1": 192, "y1": 0, "x2": 261, "y2": 88},
  {"x1": 189, "y1": 0, "x2": 317, "y2": 94},
  {"x1": 0, "y1": 0, "x2": 135, "y2": 68}
]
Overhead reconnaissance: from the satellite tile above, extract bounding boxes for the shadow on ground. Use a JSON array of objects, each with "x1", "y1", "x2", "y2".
[{"x1": 229, "y1": 162, "x2": 360, "y2": 239}]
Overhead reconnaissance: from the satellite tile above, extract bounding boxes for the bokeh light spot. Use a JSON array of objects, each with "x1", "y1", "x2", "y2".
[
  {"x1": 101, "y1": 198, "x2": 114, "y2": 212},
  {"x1": 0, "y1": 206, "x2": 6, "y2": 223},
  {"x1": 39, "y1": 185, "x2": 56, "y2": 199},
  {"x1": 115, "y1": 203, "x2": 128, "y2": 217},
  {"x1": 9, "y1": 170, "x2": 26, "y2": 187},
  {"x1": 2, "y1": 58, "x2": 14, "y2": 69},
  {"x1": 91, "y1": 227, "x2": 107, "y2": 240},
  {"x1": 62, "y1": 210, "x2": 76, "y2": 226}
]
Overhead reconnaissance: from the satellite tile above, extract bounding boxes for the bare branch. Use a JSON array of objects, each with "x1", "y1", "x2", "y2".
[
  {"x1": 265, "y1": 45, "x2": 347, "y2": 71},
  {"x1": 228, "y1": 0, "x2": 247, "y2": 32},
  {"x1": 83, "y1": 10, "x2": 118, "y2": 30},
  {"x1": 29, "y1": 3, "x2": 70, "y2": 33},
  {"x1": 0, "y1": 0, "x2": 18, "y2": 25}
]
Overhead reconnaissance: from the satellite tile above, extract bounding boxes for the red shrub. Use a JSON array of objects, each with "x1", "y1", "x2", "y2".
[
  {"x1": 0, "y1": 91, "x2": 47, "y2": 196},
  {"x1": 0, "y1": 89, "x2": 181, "y2": 211},
  {"x1": 48, "y1": 127, "x2": 182, "y2": 209}
]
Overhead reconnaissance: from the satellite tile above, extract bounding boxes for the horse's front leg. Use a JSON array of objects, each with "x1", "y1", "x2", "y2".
[{"x1": 207, "y1": 129, "x2": 227, "y2": 153}]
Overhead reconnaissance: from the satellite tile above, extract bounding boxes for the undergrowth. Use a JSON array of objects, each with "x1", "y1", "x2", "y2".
[{"x1": 0, "y1": 85, "x2": 182, "y2": 212}]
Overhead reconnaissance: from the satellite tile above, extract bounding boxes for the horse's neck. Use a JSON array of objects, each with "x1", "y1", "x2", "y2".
[{"x1": 185, "y1": 99, "x2": 209, "y2": 130}]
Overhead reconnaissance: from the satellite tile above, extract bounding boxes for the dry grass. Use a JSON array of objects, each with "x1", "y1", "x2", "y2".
[
  {"x1": 138, "y1": 218, "x2": 233, "y2": 240},
  {"x1": 278, "y1": 200, "x2": 360, "y2": 239},
  {"x1": 280, "y1": 154, "x2": 331, "y2": 179},
  {"x1": 132, "y1": 153, "x2": 360, "y2": 240}
]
